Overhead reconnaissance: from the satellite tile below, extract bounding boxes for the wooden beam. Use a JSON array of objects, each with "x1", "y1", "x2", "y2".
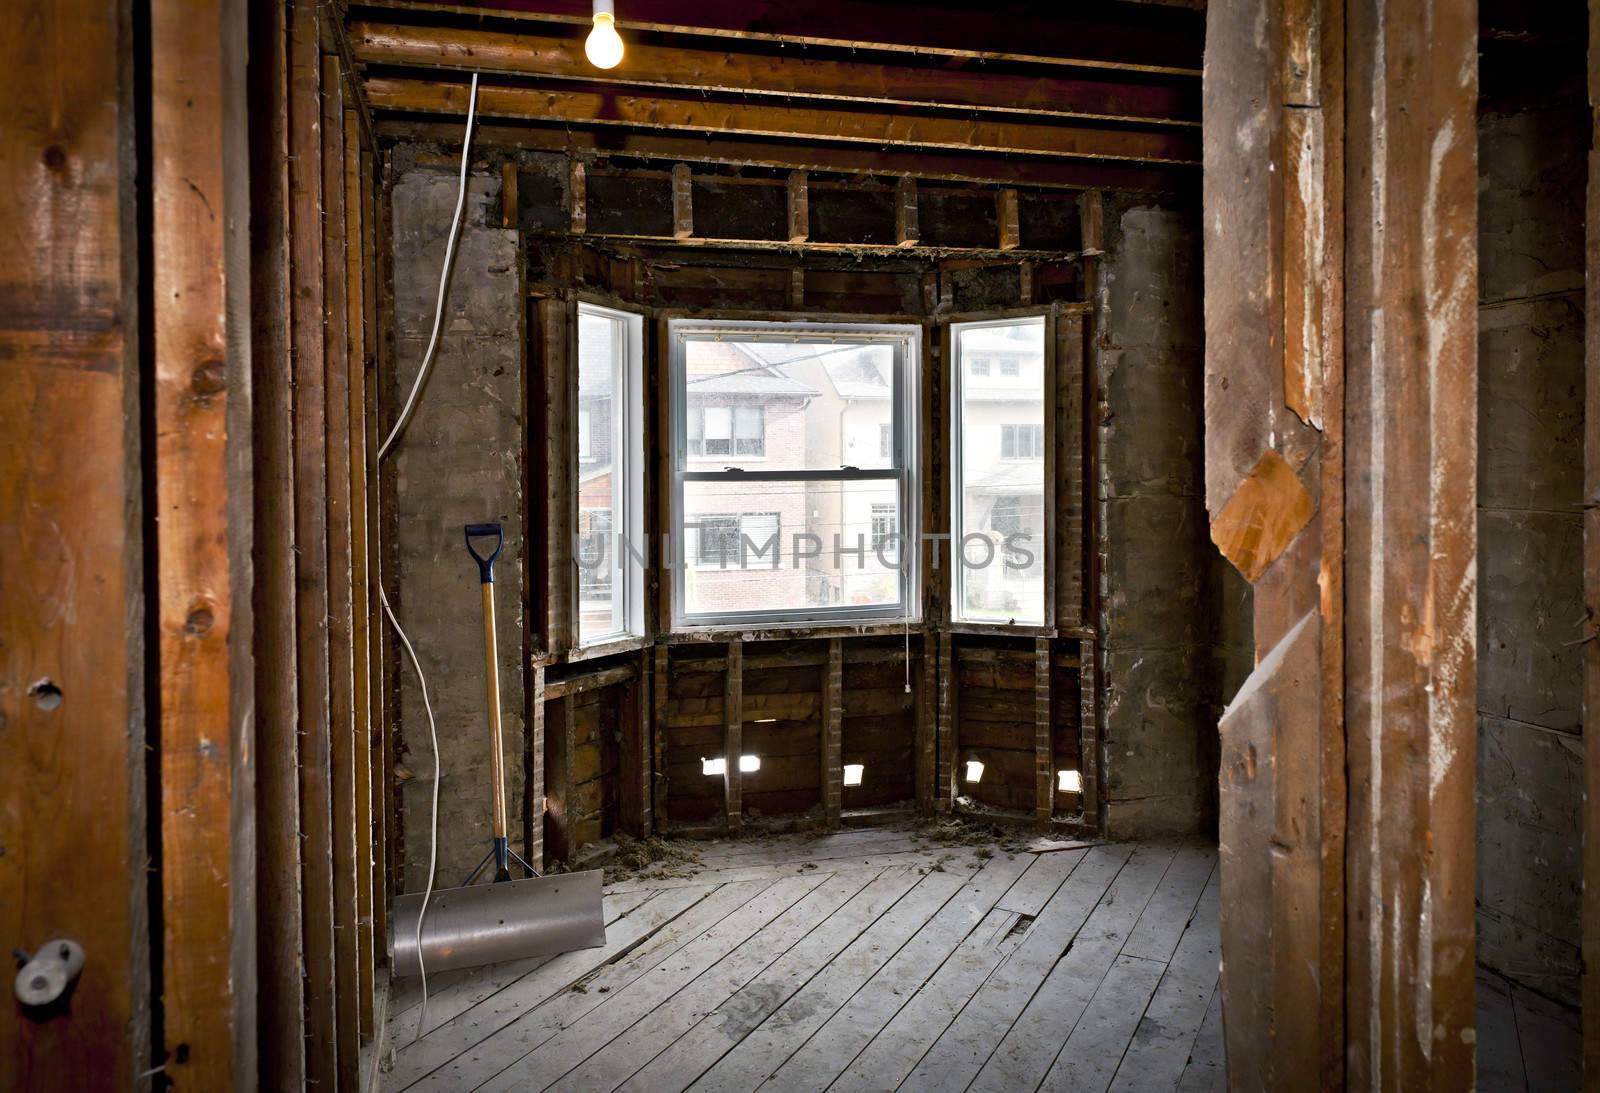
[
  {"x1": 1056, "y1": 312, "x2": 1086, "y2": 629},
  {"x1": 351, "y1": 0, "x2": 1205, "y2": 76},
  {"x1": 152, "y1": 0, "x2": 256, "y2": 1083},
  {"x1": 248, "y1": 0, "x2": 308, "y2": 1084},
  {"x1": 560, "y1": 231, "x2": 1077, "y2": 260},
  {"x1": 378, "y1": 120, "x2": 1188, "y2": 193},
  {"x1": 371, "y1": 155, "x2": 400, "y2": 970},
  {"x1": 568, "y1": 159, "x2": 586, "y2": 235},
  {"x1": 542, "y1": 662, "x2": 638, "y2": 699},
  {"x1": 788, "y1": 268, "x2": 805, "y2": 310},
  {"x1": 342, "y1": 106, "x2": 378, "y2": 1043},
  {"x1": 1033, "y1": 640, "x2": 1052, "y2": 830},
  {"x1": 349, "y1": 21, "x2": 1200, "y2": 126},
  {"x1": 895, "y1": 178, "x2": 920, "y2": 247},
  {"x1": 536, "y1": 299, "x2": 572, "y2": 655},
  {"x1": 628, "y1": 649, "x2": 653, "y2": 836},
  {"x1": 319, "y1": 57, "x2": 361, "y2": 1091},
  {"x1": 1205, "y1": 0, "x2": 1345, "y2": 1084},
  {"x1": 997, "y1": 189, "x2": 1021, "y2": 250},
  {"x1": 527, "y1": 663, "x2": 546, "y2": 868},
  {"x1": 1342, "y1": 1, "x2": 1477, "y2": 1085},
  {"x1": 652, "y1": 645, "x2": 670, "y2": 833},
  {"x1": 786, "y1": 170, "x2": 809, "y2": 242},
  {"x1": 1080, "y1": 190, "x2": 1105, "y2": 254},
  {"x1": 288, "y1": 0, "x2": 340, "y2": 1085},
  {"x1": 500, "y1": 158, "x2": 518, "y2": 228},
  {"x1": 724, "y1": 641, "x2": 744, "y2": 832},
  {"x1": 364, "y1": 78, "x2": 1201, "y2": 165},
  {"x1": 1, "y1": 0, "x2": 146, "y2": 1085},
  {"x1": 1078, "y1": 639, "x2": 1099, "y2": 825},
  {"x1": 916, "y1": 631, "x2": 937, "y2": 812},
  {"x1": 546, "y1": 696, "x2": 576, "y2": 862},
  {"x1": 1587, "y1": 4, "x2": 1600, "y2": 1083},
  {"x1": 822, "y1": 639, "x2": 843, "y2": 829},
  {"x1": 671, "y1": 162, "x2": 694, "y2": 239},
  {"x1": 937, "y1": 633, "x2": 957, "y2": 810}
]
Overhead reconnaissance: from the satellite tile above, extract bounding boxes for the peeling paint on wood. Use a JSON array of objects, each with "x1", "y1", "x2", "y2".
[{"x1": 1209, "y1": 449, "x2": 1316, "y2": 582}]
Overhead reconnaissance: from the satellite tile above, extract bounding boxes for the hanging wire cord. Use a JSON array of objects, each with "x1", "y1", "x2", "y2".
[{"x1": 375, "y1": 72, "x2": 479, "y2": 1047}]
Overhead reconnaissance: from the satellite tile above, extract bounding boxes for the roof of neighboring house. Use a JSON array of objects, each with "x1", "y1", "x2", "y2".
[
  {"x1": 961, "y1": 322, "x2": 1043, "y2": 354},
  {"x1": 965, "y1": 461, "x2": 1045, "y2": 496},
  {"x1": 684, "y1": 371, "x2": 820, "y2": 398},
  {"x1": 736, "y1": 341, "x2": 890, "y2": 400}
]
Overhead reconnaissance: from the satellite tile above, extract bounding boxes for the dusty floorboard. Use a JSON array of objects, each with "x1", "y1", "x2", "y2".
[{"x1": 381, "y1": 831, "x2": 1223, "y2": 1092}]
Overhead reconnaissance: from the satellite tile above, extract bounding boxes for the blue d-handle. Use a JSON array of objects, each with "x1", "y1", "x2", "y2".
[{"x1": 464, "y1": 523, "x2": 504, "y2": 584}]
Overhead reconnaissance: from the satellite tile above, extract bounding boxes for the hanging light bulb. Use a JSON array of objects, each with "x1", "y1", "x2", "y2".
[{"x1": 585, "y1": 0, "x2": 625, "y2": 69}]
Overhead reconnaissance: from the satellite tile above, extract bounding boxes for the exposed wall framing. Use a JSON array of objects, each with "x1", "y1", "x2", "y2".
[{"x1": 1205, "y1": 0, "x2": 1479, "y2": 1086}]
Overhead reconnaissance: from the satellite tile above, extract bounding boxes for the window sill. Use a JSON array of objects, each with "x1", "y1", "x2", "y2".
[
  {"x1": 548, "y1": 633, "x2": 653, "y2": 665},
  {"x1": 941, "y1": 620, "x2": 1057, "y2": 639},
  {"x1": 664, "y1": 618, "x2": 924, "y2": 643}
]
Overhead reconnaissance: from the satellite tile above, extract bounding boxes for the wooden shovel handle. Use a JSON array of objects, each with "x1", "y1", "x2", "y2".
[{"x1": 480, "y1": 581, "x2": 509, "y2": 841}]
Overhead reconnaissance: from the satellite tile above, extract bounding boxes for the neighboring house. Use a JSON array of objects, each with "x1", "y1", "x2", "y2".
[
  {"x1": 776, "y1": 343, "x2": 902, "y2": 609},
  {"x1": 678, "y1": 340, "x2": 817, "y2": 615}
]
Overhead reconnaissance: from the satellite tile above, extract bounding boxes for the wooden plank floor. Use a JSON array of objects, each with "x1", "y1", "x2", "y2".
[{"x1": 380, "y1": 831, "x2": 1223, "y2": 1093}]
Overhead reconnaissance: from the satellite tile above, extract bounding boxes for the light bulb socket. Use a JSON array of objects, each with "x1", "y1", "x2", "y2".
[{"x1": 592, "y1": 0, "x2": 615, "y2": 18}]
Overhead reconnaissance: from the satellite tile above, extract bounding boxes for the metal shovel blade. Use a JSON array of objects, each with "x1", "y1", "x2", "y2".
[{"x1": 391, "y1": 869, "x2": 606, "y2": 978}]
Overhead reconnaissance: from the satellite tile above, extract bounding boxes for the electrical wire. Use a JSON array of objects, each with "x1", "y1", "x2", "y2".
[
  {"x1": 375, "y1": 71, "x2": 479, "y2": 1046},
  {"x1": 378, "y1": 75, "x2": 479, "y2": 462}
]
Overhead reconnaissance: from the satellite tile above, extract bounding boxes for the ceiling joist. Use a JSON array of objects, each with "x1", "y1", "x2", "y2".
[
  {"x1": 380, "y1": 120, "x2": 1189, "y2": 192},
  {"x1": 365, "y1": 77, "x2": 1200, "y2": 164},
  {"x1": 350, "y1": 22, "x2": 1200, "y2": 128},
  {"x1": 352, "y1": 0, "x2": 1205, "y2": 75}
]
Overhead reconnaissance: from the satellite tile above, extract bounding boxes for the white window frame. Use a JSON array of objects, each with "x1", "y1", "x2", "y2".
[
  {"x1": 950, "y1": 315, "x2": 1049, "y2": 626},
  {"x1": 669, "y1": 317, "x2": 920, "y2": 629},
  {"x1": 575, "y1": 302, "x2": 646, "y2": 647}
]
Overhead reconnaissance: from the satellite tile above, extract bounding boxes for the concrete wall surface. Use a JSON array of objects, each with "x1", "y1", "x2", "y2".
[
  {"x1": 390, "y1": 166, "x2": 527, "y2": 890},
  {"x1": 1475, "y1": 96, "x2": 1587, "y2": 1006},
  {"x1": 1097, "y1": 195, "x2": 1241, "y2": 836}
]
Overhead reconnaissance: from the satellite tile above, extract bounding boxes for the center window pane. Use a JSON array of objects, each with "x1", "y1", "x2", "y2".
[{"x1": 671, "y1": 320, "x2": 918, "y2": 627}]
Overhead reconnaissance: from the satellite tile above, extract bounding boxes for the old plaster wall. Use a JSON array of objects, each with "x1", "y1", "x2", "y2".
[
  {"x1": 1097, "y1": 195, "x2": 1243, "y2": 836},
  {"x1": 390, "y1": 164, "x2": 527, "y2": 889},
  {"x1": 1475, "y1": 94, "x2": 1587, "y2": 1005}
]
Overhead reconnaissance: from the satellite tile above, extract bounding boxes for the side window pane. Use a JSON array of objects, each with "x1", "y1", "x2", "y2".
[
  {"x1": 577, "y1": 305, "x2": 642, "y2": 645},
  {"x1": 577, "y1": 311, "x2": 619, "y2": 642},
  {"x1": 956, "y1": 318, "x2": 1046, "y2": 624}
]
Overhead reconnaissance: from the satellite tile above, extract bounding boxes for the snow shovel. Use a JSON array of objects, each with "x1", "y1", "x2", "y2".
[{"x1": 391, "y1": 522, "x2": 607, "y2": 978}]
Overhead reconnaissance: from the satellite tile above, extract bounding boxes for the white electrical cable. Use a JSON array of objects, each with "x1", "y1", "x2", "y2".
[
  {"x1": 376, "y1": 72, "x2": 479, "y2": 1045},
  {"x1": 379, "y1": 75, "x2": 480, "y2": 463}
]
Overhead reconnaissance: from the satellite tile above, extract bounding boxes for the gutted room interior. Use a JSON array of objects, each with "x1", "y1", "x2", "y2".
[{"x1": 4, "y1": 0, "x2": 1599, "y2": 1090}]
